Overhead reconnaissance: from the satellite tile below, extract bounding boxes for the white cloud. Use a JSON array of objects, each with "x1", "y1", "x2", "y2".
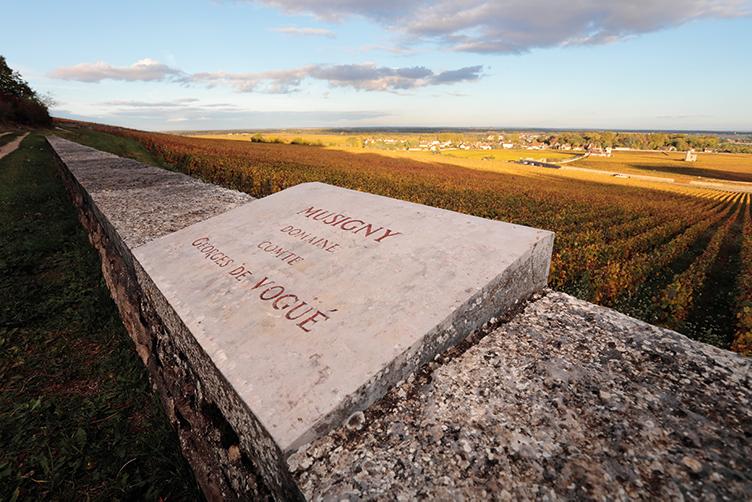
[
  {"x1": 46, "y1": 58, "x2": 184, "y2": 82},
  {"x1": 250, "y1": 0, "x2": 406, "y2": 22},
  {"x1": 270, "y1": 26, "x2": 336, "y2": 37},
  {"x1": 50, "y1": 59, "x2": 483, "y2": 93},
  {"x1": 187, "y1": 67, "x2": 311, "y2": 93},
  {"x1": 242, "y1": 0, "x2": 752, "y2": 53},
  {"x1": 359, "y1": 44, "x2": 428, "y2": 55},
  {"x1": 185, "y1": 62, "x2": 483, "y2": 93},
  {"x1": 97, "y1": 98, "x2": 200, "y2": 107}
]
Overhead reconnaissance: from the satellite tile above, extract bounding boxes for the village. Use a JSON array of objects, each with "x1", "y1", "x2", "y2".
[{"x1": 356, "y1": 130, "x2": 728, "y2": 158}]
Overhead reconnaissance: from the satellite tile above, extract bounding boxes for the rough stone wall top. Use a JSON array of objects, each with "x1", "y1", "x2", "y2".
[
  {"x1": 47, "y1": 137, "x2": 254, "y2": 248},
  {"x1": 291, "y1": 291, "x2": 752, "y2": 500}
]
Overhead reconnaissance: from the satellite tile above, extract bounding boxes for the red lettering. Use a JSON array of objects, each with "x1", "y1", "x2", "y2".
[
  {"x1": 258, "y1": 240, "x2": 305, "y2": 263},
  {"x1": 229, "y1": 266, "x2": 251, "y2": 280},
  {"x1": 333, "y1": 217, "x2": 353, "y2": 227},
  {"x1": 235, "y1": 270, "x2": 252, "y2": 281},
  {"x1": 285, "y1": 303, "x2": 313, "y2": 320},
  {"x1": 340, "y1": 219, "x2": 365, "y2": 231},
  {"x1": 260, "y1": 286, "x2": 285, "y2": 300},
  {"x1": 195, "y1": 228, "x2": 335, "y2": 328},
  {"x1": 310, "y1": 238, "x2": 329, "y2": 248},
  {"x1": 312, "y1": 211, "x2": 333, "y2": 221},
  {"x1": 354, "y1": 224, "x2": 383, "y2": 237},
  {"x1": 272, "y1": 294, "x2": 299, "y2": 310},
  {"x1": 293, "y1": 207, "x2": 402, "y2": 243},
  {"x1": 297, "y1": 207, "x2": 322, "y2": 218},
  {"x1": 297, "y1": 311, "x2": 330, "y2": 332},
  {"x1": 229, "y1": 266, "x2": 245, "y2": 275},
  {"x1": 375, "y1": 229, "x2": 402, "y2": 243},
  {"x1": 251, "y1": 277, "x2": 275, "y2": 290},
  {"x1": 325, "y1": 214, "x2": 348, "y2": 226}
]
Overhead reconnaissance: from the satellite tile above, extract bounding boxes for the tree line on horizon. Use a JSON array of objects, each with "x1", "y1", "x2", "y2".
[
  {"x1": 454, "y1": 131, "x2": 749, "y2": 153},
  {"x1": 339, "y1": 130, "x2": 752, "y2": 154},
  {"x1": 531, "y1": 131, "x2": 752, "y2": 153}
]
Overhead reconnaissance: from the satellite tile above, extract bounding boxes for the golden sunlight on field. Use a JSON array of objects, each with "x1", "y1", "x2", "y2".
[
  {"x1": 102, "y1": 126, "x2": 752, "y2": 355},
  {"x1": 571, "y1": 150, "x2": 752, "y2": 184}
]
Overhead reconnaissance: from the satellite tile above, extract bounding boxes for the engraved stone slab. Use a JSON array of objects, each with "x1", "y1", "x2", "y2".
[{"x1": 133, "y1": 182, "x2": 554, "y2": 454}]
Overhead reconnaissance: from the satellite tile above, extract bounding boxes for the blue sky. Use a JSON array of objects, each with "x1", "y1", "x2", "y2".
[{"x1": 3, "y1": 0, "x2": 751, "y2": 131}]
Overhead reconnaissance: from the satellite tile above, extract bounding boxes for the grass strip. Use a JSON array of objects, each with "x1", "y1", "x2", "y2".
[{"x1": 0, "y1": 133, "x2": 203, "y2": 501}]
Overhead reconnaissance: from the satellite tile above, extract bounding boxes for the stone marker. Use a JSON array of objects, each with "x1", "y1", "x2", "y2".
[{"x1": 134, "y1": 182, "x2": 554, "y2": 454}]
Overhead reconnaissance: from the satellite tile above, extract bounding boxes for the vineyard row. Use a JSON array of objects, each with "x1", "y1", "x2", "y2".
[{"x1": 98, "y1": 128, "x2": 752, "y2": 355}]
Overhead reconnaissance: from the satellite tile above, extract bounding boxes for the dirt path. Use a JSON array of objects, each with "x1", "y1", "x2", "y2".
[{"x1": 0, "y1": 132, "x2": 29, "y2": 160}]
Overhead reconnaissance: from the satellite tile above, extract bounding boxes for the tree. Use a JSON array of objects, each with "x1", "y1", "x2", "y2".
[
  {"x1": 632, "y1": 133, "x2": 649, "y2": 149},
  {"x1": 688, "y1": 135, "x2": 703, "y2": 150},
  {"x1": 584, "y1": 131, "x2": 601, "y2": 147},
  {"x1": 622, "y1": 134, "x2": 637, "y2": 149},
  {"x1": 702, "y1": 136, "x2": 719, "y2": 150},
  {"x1": 0, "y1": 55, "x2": 52, "y2": 126},
  {"x1": 568, "y1": 133, "x2": 585, "y2": 147},
  {"x1": 437, "y1": 132, "x2": 464, "y2": 144},
  {"x1": 345, "y1": 136, "x2": 363, "y2": 148},
  {"x1": 673, "y1": 138, "x2": 689, "y2": 151},
  {"x1": 648, "y1": 133, "x2": 668, "y2": 150}
]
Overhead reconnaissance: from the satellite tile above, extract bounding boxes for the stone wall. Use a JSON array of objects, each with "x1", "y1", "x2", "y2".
[
  {"x1": 49, "y1": 137, "x2": 752, "y2": 500},
  {"x1": 49, "y1": 137, "x2": 297, "y2": 500}
]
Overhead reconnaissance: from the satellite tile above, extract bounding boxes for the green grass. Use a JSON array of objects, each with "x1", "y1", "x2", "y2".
[
  {"x1": 0, "y1": 133, "x2": 203, "y2": 501},
  {"x1": 48, "y1": 125, "x2": 168, "y2": 168},
  {"x1": 0, "y1": 131, "x2": 23, "y2": 149}
]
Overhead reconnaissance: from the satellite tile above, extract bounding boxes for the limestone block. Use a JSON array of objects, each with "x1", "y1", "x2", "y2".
[{"x1": 134, "y1": 182, "x2": 554, "y2": 454}]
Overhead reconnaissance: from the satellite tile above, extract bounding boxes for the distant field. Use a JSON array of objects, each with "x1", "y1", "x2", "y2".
[
  {"x1": 196, "y1": 132, "x2": 582, "y2": 163},
  {"x1": 571, "y1": 150, "x2": 752, "y2": 184},
  {"x1": 85, "y1": 126, "x2": 752, "y2": 355},
  {"x1": 438, "y1": 148, "x2": 579, "y2": 163},
  {"x1": 194, "y1": 132, "x2": 348, "y2": 146}
]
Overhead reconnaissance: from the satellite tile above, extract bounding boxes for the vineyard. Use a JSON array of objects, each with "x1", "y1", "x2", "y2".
[
  {"x1": 569, "y1": 149, "x2": 752, "y2": 184},
  {"x1": 95, "y1": 127, "x2": 752, "y2": 355}
]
